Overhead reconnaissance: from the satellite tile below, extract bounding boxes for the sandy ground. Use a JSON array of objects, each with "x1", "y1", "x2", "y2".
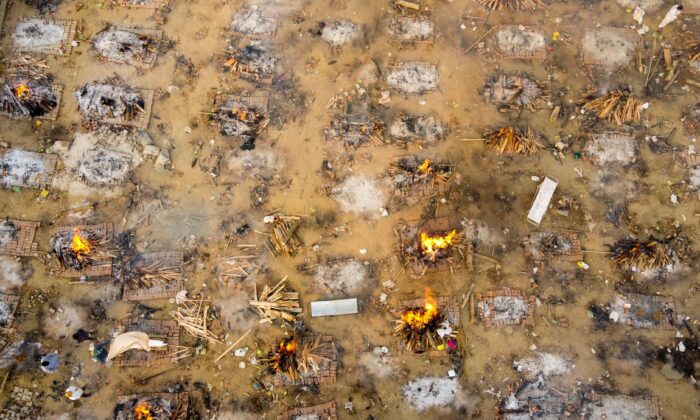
[{"x1": 0, "y1": 0, "x2": 699, "y2": 418}]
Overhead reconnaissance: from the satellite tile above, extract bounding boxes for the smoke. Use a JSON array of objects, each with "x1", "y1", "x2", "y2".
[
  {"x1": 0, "y1": 256, "x2": 32, "y2": 291},
  {"x1": 42, "y1": 301, "x2": 87, "y2": 340},
  {"x1": 214, "y1": 290, "x2": 257, "y2": 333}
]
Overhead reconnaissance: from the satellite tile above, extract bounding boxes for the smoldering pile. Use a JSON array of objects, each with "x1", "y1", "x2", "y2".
[
  {"x1": 12, "y1": 19, "x2": 65, "y2": 50},
  {"x1": 114, "y1": 396, "x2": 184, "y2": 420},
  {"x1": 223, "y1": 41, "x2": 277, "y2": 80},
  {"x1": 389, "y1": 114, "x2": 445, "y2": 144},
  {"x1": 610, "y1": 237, "x2": 672, "y2": 271},
  {"x1": 0, "y1": 76, "x2": 57, "y2": 118},
  {"x1": 23, "y1": 0, "x2": 62, "y2": 14},
  {"x1": 231, "y1": 9, "x2": 277, "y2": 36},
  {"x1": 0, "y1": 220, "x2": 17, "y2": 248},
  {"x1": 214, "y1": 97, "x2": 269, "y2": 150},
  {"x1": 92, "y1": 27, "x2": 159, "y2": 65},
  {"x1": 482, "y1": 72, "x2": 549, "y2": 111},
  {"x1": 75, "y1": 80, "x2": 145, "y2": 122}
]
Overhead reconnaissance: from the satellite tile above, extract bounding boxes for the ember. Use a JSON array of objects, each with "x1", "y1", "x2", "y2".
[
  {"x1": 71, "y1": 228, "x2": 92, "y2": 262},
  {"x1": 214, "y1": 97, "x2": 269, "y2": 150},
  {"x1": 395, "y1": 291, "x2": 450, "y2": 352},
  {"x1": 1, "y1": 77, "x2": 58, "y2": 118},
  {"x1": 417, "y1": 159, "x2": 431, "y2": 174},
  {"x1": 51, "y1": 227, "x2": 104, "y2": 270},
  {"x1": 268, "y1": 338, "x2": 299, "y2": 379},
  {"x1": 15, "y1": 84, "x2": 29, "y2": 99},
  {"x1": 420, "y1": 229, "x2": 457, "y2": 261},
  {"x1": 134, "y1": 401, "x2": 153, "y2": 420}
]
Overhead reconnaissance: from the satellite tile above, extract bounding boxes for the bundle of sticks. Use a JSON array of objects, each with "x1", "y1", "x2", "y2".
[
  {"x1": 170, "y1": 296, "x2": 222, "y2": 344},
  {"x1": 611, "y1": 238, "x2": 672, "y2": 271},
  {"x1": 484, "y1": 126, "x2": 543, "y2": 155},
  {"x1": 3, "y1": 56, "x2": 50, "y2": 79},
  {"x1": 216, "y1": 249, "x2": 260, "y2": 286},
  {"x1": 580, "y1": 89, "x2": 643, "y2": 125},
  {"x1": 389, "y1": 156, "x2": 453, "y2": 189},
  {"x1": 124, "y1": 258, "x2": 181, "y2": 290},
  {"x1": 263, "y1": 336, "x2": 329, "y2": 381},
  {"x1": 267, "y1": 215, "x2": 302, "y2": 256},
  {"x1": 479, "y1": 0, "x2": 543, "y2": 11},
  {"x1": 685, "y1": 38, "x2": 700, "y2": 62},
  {"x1": 249, "y1": 276, "x2": 302, "y2": 323}
]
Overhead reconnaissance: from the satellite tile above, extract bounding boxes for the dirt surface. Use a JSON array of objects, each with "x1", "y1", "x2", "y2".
[{"x1": 0, "y1": 0, "x2": 699, "y2": 419}]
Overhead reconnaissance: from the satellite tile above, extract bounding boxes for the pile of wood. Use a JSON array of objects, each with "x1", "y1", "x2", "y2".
[
  {"x1": 580, "y1": 89, "x2": 643, "y2": 125},
  {"x1": 611, "y1": 238, "x2": 672, "y2": 271},
  {"x1": 170, "y1": 296, "x2": 222, "y2": 344},
  {"x1": 394, "y1": 302, "x2": 449, "y2": 352},
  {"x1": 484, "y1": 126, "x2": 544, "y2": 156},
  {"x1": 264, "y1": 336, "x2": 329, "y2": 381},
  {"x1": 216, "y1": 249, "x2": 260, "y2": 286},
  {"x1": 267, "y1": 215, "x2": 302, "y2": 256},
  {"x1": 249, "y1": 276, "x2": 302, "y2": 323},
  {"x1": 479, "y1": 0, "x2": 543, "y2": 11},
  {"x1": 123, "y1": 258, "x2": 180, "y2": 290},
  {"x1": 685, "y1": 38, "x2": 700, "y2": 62}
]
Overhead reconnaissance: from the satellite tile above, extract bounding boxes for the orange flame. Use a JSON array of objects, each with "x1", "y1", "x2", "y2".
[
  {"x1": 16, "y1": 84, "x2": 29, "y2": 99},
  {"x1": 70, "y1": 228, "x2": 92, "y2": 261},
  {"x1": 401, "y1": 291, "x2": 438, "y2": 329},
  {"x1": 417, "y1": 159, "x2": 431, "y2": 174},
  {"x1": 134, "y1": 402, "x2": 153, "y2": 420},
  {"x1": 279, "y1": 338, "x2": 296, "y2": 353},
  {"x1": 420, "y1": 230, "x2": 456, "y2": 260}
]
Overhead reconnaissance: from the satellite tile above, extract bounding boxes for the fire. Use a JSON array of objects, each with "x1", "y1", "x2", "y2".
[
  {"x1": 70, "y1": 228, "x2": 92, "y2": 261},
  {"x1": 401, "y1": 293, "x2": 439, "y2": 329},
  {"x1": 15, "y1": 84, "x2": 29, "y2": 99},
  {"x1": 134, "y1": 402, "x2": 153, "y2": 420},
  {"x1": 279, "y1": 338, "x2": 297, "y2": 353},
  {"x1": 420, "y1": 229, "x2": 457, "y2": 260},
  {"x1": 417, "y1": 159, "x2": 432, "y2": 174},
  {"x1": 231, "y1": 106, "x2": 258, "y2": 122}
]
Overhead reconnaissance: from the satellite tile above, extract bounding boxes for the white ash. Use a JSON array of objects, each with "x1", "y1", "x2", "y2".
[
  {"x1": 387, "y1": 16, "x2": 433, "y2": 41},
  {"x1": 389, "y1": 115, "x2": 445, "y2": 143},
  {"x1": 227, "y1": 149, "x2": 279, "y2": 178},
  {"x1": 321, "y1": 20, "x2": 359, "y2": 46},
  {"x1": 333, "y1": 175, "x2": 388, "y2": 215},
  {"x1": 93, "y1": 27, "x2": 156, "y2": 64},
  {"x1": 0, "y1": 301, "x2": 13, "y2": 325},
  {"x1": 42, "y1": 302, "x2": 86, "y2": 340},
  {"x1": 689, "y1": 167, "x2": 700, "y2": 189},
  {"x1": 386, "y1": 62, "x2": 438, "y2": 94},
  {"x1": 293, "y1": 415, "x2": 319, "y2": 420},
  {"x1": 480, "y1": 296, "x2": 529, "y2": 322},
  {"x1": 0, "y1": 221, "x2": 17, "y2": 248},
  {"x1": 51, "y1": 130, "x2": 162, "y2": 195},
  {"x1": 0, "y1": 149, "x2": 46, "y2": 187},
  {"x1": 495, "y1": 27, "x2": 546, "y2": 56},
  {"x1": 402, "y1": 377, "x2": 461, "y2": 412},
  {"x1": 231, "y1": 9, "x2": 276, "y2": 35},
  {"x1": 514, "y1": 352, "x2": 572, "y2": 378},
  {"x1": 314, "y1": 258, "x2": 371, "y2": 294},
  {"x1": 359, "y1": 347, "x2": 395, "y2": 378},
  {"x1": 231, "y1": 41, "x2": 277, "y2": 74},
  {"x1": 585, "y1": 132, "x2": 637, "y2": 166},
  {"x1": 75, "y1": 83, "x2": 144, "y2": 120},
  {"x1": 13, "y1": 19, "x2": 65, "y2": 49},
  {"x1": 0, "y1": 256, "x2": 31, "y2": 291},
  {"x1": 582, "y1": 28, "x2": 635, "y2": 71}
]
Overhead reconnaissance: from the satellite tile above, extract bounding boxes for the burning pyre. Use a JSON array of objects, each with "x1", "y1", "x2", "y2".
[
  {"x1": 0, "y1": 77, "x2": 57, "y2": 118},
  {"x1": 391, "y1": 157, "x2": 453, "y2": 188},
  {"x1": 580, "y1": 89, "x2": 643, "y2": 126},
  {"x1": 482, "y1": 72, "x2": 549, "y2": 112},
  {"x1": 114, "y1": 395, "x2": 184, "y2": 420},
  {"x1": 214, "y1": 98, "x2": 269, "y2": 150},
  {"x1": 51, "y1": 228, "x2": 98, "y2": 270},
  {"x1": 119, "y1": 254, "x2": 181, "y2": 290},
  {"x1": 611, "y1": 238, "x2": 672, "y2": 271},
  {"x1": 484, "y1": 127, "x2": 544, "y2": 156},
  {"x1": 400, "y1": 222, "x2": 463, "y2": 267},
  {"x1": 222, "y1": 41, "x2": 277, "y2": 82},
  {"x1": 479, "y1": 0, "x2": 543, "y2": 11},
  {"x1": 395, "y1": 292, "x2": 450, "y2": 352},
  {"x1": 264, "y1": 336, "x2": 329, "y2": 381},
  {"x1": 76, "y1": 82, "x2": 146, "y2": 123}
]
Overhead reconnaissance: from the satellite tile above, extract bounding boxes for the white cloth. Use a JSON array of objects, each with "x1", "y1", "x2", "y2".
[{"x1": 106, "y1": 331, "x2": 164, "y2": 361}]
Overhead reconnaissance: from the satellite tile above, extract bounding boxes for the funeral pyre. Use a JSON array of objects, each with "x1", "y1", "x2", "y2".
[
  {"x1": 0, "y1": 75, "x2": 57, "y2": 118},
  {"x1": 76, "y1": 80, "x2": 146, "y2": 123},
  {"x1": 93, "y1": 27, "x2": 159, "y2": 66},
  {"x1": 479, "y1": 0, "x2": 543, "y2": 11},
  {"x1": 117, "y1": 253, "x2": 181, "y2": 291},
  {"x1": 263, "y1": 336, "x2": 329, "y2": 381},
  {"x1": 325, "y1": 112, "x2": 385, "y2": 148},
  {"x1": 222, "y1": 41, "x2": 277, "y2": 82},
  {"x1": 213, "y1": 97, "x2": 269, "y2": 150},
  {"x1": 484, "y1": 126, "x2": 544, "y2": 156},
  {"x1": 580, "y1": 88, "x2": 644, "y2": 125},
  {"x1": 394, "y1": 292, "x2": 453, "y2": 352},
  {"x1": 482, "y1": 72, "x2": 549, "y2": 112},
  {"x1": 397, "y1": 221, "x2": 466, "y2": 271},
  {"x1": 51, "y1": 228, "x2": 110, "y2": 270},
  {"x1": 388, "y1": 156, "x2": 453, "y2": 199},
  {"x1": 611, "y1": 238, "x2": 672, "y2": 272},
  {"x1": 114, "y1": 395, "x2": 187, "y2": 420}
]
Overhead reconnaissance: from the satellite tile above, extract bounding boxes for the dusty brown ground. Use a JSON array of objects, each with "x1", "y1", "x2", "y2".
[{"x1": 0, "y1": 0, "x2": 699, "y2": 418}]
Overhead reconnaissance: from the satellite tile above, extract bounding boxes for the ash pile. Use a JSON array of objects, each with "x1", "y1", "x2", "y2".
[
  {"x1": 50, "y1": 129, "x2": 168, "y2": 194},
  {"x1": 92, "y1": 27, "x2": 159, "y2": 65},
  {"x1": 230, "y1": 9, "x2": 277, "y2": 37},
  {"x1": 223, "y1": 41, "x2": 277, "y2": 81},
  {"x1": 0, "y1": 76, "x2": 57, "y2": 118},
  {"x1": 312, "y1": 20, "x2": 359, "y2": 47},
  {"x1": 386, "y1": 62, "x2": 438, "y2": 94},
  {"x1": 389, "y1": 114, "x2": 445, "y2": 144},
  {"x1": 482, "y1": 72, "x2": 549, "y2": 111},
  {"x1": 75, "y1": 79, "x2": 145, "y2": 124},
  {"x1": 12, "y1": 19, "x2": 65, "y2": 51},
  {"x1": 23, "y1": 0, "x2": 61, "y2": 14},
  {"x1": 214, "y1": 97, "x2": 269, "y2": 150}
]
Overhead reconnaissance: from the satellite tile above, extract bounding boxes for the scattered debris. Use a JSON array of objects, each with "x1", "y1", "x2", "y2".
[
  {"x1": 482, "y1": 72, "x2": 549, "y2": 112},
  {"x1": 388, "y1": 114, "x2": 446, "y2": 144}
]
